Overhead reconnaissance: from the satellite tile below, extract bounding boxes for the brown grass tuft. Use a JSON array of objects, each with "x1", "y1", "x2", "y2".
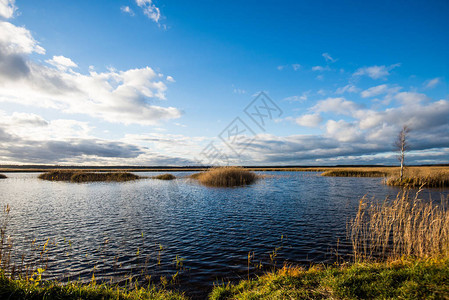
[
  {"x1": 190, "y1": 167, "x2": 257, "y2": 187},
  {"x1": 38, "y1": 170, "x2": 140, "y2": 182},
  {"x1": 0, "y1": 174, "x2": 7, "y2": 179},
  {"x1": 152, "y1": 173, "x2": 176, "y2": 180},
  {"x1": 349, "y1": 189, "x2": 449, "y2": 261}
]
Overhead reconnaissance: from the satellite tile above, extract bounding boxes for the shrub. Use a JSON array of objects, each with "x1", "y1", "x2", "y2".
[{"x1": 0, "y1": 174, "x2": 7, "y2": 179}]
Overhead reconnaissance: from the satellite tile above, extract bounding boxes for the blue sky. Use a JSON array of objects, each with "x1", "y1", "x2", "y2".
[{"x1": 0, "y1": 0, "x2": 448, "y2": 165}]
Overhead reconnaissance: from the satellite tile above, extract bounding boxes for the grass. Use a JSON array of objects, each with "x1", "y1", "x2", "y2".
[
  {"x1": 349, "y1": 189, "x2": 449, "y2": 261},
  {"x1": 0, "y1": 272, "x2": 187, "y2": 300},
  {"x1": 321, "y1": 170, "x2": 388, "y2": 177},
  {"x1": 210, "y1": 258, "x2": 449, "y2": 299},
  {"x1": 152, "y1": 174, "x2": 176, "y2": 180},
  {"x1": 190, "y1": 167, "x2": 257, "y2": 187},
  {"x1": 385, "y1": 168, "x2": 449, "y2": 187},
  {"x1": 0, "y1": 174, "x2": 6, "y2": 179},
  {"x1": 38, "y1": 170, "x2": 141, "y2": 183}
]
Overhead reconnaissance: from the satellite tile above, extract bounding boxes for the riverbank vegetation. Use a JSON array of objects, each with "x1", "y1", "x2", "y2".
[
  {"x1": 0, "y1": 174, "x2": 6, "y2": 179},
  {"x1": 152, "y1": 174, "x2": 176, "y2": 180},
  {"x1": 190, "y1": 167, "x2": 257, "y2": 187},
  {"x1": 38, "y1": 170, "x2": 141, "y2": 182}
]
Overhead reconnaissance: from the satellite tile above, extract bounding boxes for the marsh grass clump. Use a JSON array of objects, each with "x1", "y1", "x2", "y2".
[
  {"x1": 38, "y1": 170, "x2": 140, "y2": 183},
  {"x1": 190, "y1": 167, "x2": 257, "y2": 187},
  {"x1": 386, "y1": 172, "x2": 449, "y2": 188},
  {"x1": 152, "y1": 174, "x2": 176, "y2": 180},
  {"x1": 0, "y1": 174, "x2": 7, "y2": 179},
  {"x1": 350, "y1": 189, "x2": 449, "y2": 261},
  {"x1": 321, "y1": 170, "x2": 387, "y2": 177}
]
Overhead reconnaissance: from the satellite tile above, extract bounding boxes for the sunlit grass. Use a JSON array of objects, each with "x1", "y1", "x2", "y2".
[
  {"x1": 38, "y1": 170, "x2": 141, "y2": 182},
  {"x1": 210, "y1": 258, "x2": 449, "y2": 299},
  {"x1": 190, "y1": 167, "x2": 257, "y2": 187},
  {"x1": 321, "y1": 170, "x2": 388, "y2": 177},
  {"x1": 349, "y1": 189, "x2": 449, "y2": 261}
]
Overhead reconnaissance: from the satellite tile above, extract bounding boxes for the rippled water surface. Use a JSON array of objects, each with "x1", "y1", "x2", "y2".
[{"x1": 0, "y1": 172, "x2": 447, "y2": 298}]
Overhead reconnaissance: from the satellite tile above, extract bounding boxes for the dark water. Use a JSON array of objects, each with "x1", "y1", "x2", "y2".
[{"x1": 0, "y1": 172, "x2": 447, "y2": 298}]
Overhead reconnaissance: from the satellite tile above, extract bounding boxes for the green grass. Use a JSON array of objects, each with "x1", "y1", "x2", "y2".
[
  {"x1": 210, "y1": 258, "x2": 449, "y2": 299},
  {"x1": 0, "y1": 273, "x2": 187, "y2": 300},
  {"x1": 38, "y1": 171, "x2": 141, "y2": 183},
  {"x1": 152, "y1": 174, "x2": 176, "y2": 180},
  {"x1": 0, "y1": 174, "x2": 7, "y2": 179}
]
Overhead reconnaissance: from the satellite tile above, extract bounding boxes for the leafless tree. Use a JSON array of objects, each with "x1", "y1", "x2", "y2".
[{"x1": 395, "y1": 125, "x2": 410, "y2": 180}]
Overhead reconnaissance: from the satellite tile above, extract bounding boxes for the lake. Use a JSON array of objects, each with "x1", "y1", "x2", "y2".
[{"x1": 0, "y1": 172, "x2": 447, "y2": 298}]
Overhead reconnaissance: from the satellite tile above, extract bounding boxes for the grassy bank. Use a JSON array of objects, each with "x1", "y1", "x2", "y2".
[
  {"x1": 190, "y1": 167, "x2": 257, "y2": 187},
  {"x1": 152, "y1": 174, "x2": 176, "y2": 180},
  {"x1": 0, "y1": 174, "x2": 6, "y2": 179},
  {"x1": 385, "y1": 168, "x2": 449, "y2": 188},
  {"x1": 0, "y1": 273, "x2": 187, "y2": 300},
  {"x1": 210, "y1": 258, "x2": 449, "y2": 299},
  {"x1": 38, "y1": 170, "x2": 141, "y2": 183}
]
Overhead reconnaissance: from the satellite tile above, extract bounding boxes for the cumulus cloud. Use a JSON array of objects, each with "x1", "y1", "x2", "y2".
[
  {"x1": 335, "y1": 84, "x2": 359, "y2": 94},
  {"x1": 0, "y1": 20, "x2": 180, "y2": 125},
  {"x1": 394, "y1": 92, "x2": 429, "y2": 104},
  {"x1": 312, "y1": 97, "x2": 360, "y2": 116},
  {"x1": 135, "y1": 0, "x2": 161, "y2": 23},
  {"x1": 46, "y1": 55, "x2": 78, "y2": 70},
  {"x1": 353, "y1": 63, "x2": 400, "y2": 79},
  {"x1": 360, "y1": 84, "x2": 401, "y2": 98},
  {"x1": 0, "y1": 0, "x2": 16, "y2": 19},
  {"x1": 295, "y1": 114, "x2": 322, "y2": 127}
]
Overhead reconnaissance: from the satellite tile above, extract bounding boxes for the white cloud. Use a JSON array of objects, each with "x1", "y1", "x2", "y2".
[
  {"x1": 0, "y1": 20, "x2": 181, "y2": 125},
  {"x1": 336, "y1": 84, "x2": 359, "y2": 94},
  {"x1": 424, "y1": 77, "x2": 441, "y2": 89},
  {"x1": 394, "y1": 92, "x2": 428, "y2": 104},
  {"x1": 0, "y1": 21, "x2": 45, "y2": 54},
  {"x1": 312, "y1": 97, "x2": 360, "y2": 116},
  {"x1": 0, "y1": 0, "x2": 16, "y2": 19},
  {"x1": 166, "y1": 75, "x2": 175, "y2": 82},
  {"x1": 312, "y1": 65, "x2": 331, "y2": 71},
  {"x1": 322, "y1": 52, "x2": 336, "y2": 62},
  {"x1": 295, "y1": 113, "x2": 322, "y2": 127},
  {"x1": 277, "y1": 65, "x2": 284, "y2": 70},
  {"x1": 46, "y1": 55, "x2": 78, "y2": 70},
  {"x1": 360, "y1": 84, "x2": 401, "y2": 99},
  {"x1": 121, "y1": 6, "x2": 135, "y2": 16},
  {"x1": 353, "y1": 63, "x2": 400, "y2": 79},
  {"x1": 325, "y1": 120, "x2": 360, "y2": 142},
  {"x1": 135, "y1": 0, "x2": 161, "y2": 23}
]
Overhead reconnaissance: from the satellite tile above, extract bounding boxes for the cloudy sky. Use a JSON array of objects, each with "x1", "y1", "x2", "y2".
[{"x1": 0, "y1": 0, "x2": 448, "y2": 166}]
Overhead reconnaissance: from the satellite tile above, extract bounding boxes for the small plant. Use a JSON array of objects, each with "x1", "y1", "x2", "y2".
[{"x1": 0, "y1": 174, "x2": 7, "y2": 179}]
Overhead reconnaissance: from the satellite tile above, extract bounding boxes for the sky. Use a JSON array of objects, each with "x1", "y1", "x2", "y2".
[{"x1": 0, "y1": 0, "x2": 448, "y2": 166}]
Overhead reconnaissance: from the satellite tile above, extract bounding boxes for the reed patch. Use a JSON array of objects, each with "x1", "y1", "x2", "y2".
[
  {"x1": 0, "y1": 174, "x2": 7, "y2": 179},
  {"x1": 38, "y1": 170, "x2": 141, "y2": 182},
  {"x1": 189, "y1": 167, "x2": 257, "y2": 187},
  {"x1": 152, "y1": 174, "x2": 176, "y2": 180}
]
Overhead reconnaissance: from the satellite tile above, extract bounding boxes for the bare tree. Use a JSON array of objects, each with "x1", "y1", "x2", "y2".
[{"x1": 395, "y1": 125, "x2": 410, "y2": 180}]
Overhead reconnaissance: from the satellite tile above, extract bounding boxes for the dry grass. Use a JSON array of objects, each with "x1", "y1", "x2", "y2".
[
  {"x1": 190, "y1": 167, "x2": 257, "y2": 187},
  {"x1": 0, "y1": 174, "x2": 7, "y2": 179},
  {"x1": 386, "y1": 167, "x2": 449, "y2": 188},
  {"x1": 38, "y1": 170, "x2": 140, "y2": 182},
  {"x1": 152, "y1": 174, "x2": 176, "y2": 180},
  {"x1": 349, "y1": 189, "x2": 449, "y2": 261},
  {"x1": 322, "y1": 170, "x2": 388, "y2": 177}
]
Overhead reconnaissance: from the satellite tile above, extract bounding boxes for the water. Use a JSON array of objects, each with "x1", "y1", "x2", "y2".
[{"x1": 0, "y1": 172, "x2": 447, "y2": 298}]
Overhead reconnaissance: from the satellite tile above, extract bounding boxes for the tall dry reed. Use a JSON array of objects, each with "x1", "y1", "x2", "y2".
[
  {"x1": 349, "y1": 188, "x2": 449, "y2": 261},
  {"x1": 190, "y1": 167, "x2": 257, "y2": 187}
]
